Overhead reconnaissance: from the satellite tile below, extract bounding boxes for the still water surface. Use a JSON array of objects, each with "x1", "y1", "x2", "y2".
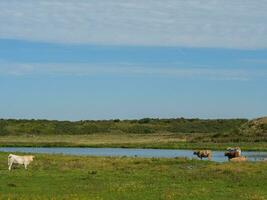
[{"x1": 0, "y1": 147, "x2": 267, "y2": 162}]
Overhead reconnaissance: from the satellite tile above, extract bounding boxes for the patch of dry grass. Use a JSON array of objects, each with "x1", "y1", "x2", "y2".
[{"x1": 0, "y1": 133, "x2": 185, "y2": 147}]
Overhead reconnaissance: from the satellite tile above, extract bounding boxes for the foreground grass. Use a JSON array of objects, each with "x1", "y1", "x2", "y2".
[
  {"x1": 0, "y1": 153, "x2": 266, "y2": 199},
  {"x1": 0, "y1": 134, "x2": 267, "y2": 151}
]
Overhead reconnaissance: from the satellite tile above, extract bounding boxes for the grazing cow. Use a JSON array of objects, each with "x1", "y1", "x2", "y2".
[
  {"x1": 226, "y1": 147, "x2": 241, "y2": 157},
  {"x1": 230, "y1": 156, "x2": 247, "y2": 162},
  {"x1": 193, "y1": 150, "x2": 212, "y2": 160},
  {"x1": 8, "y1": 154, "x2": 35, "y2": 171},
  {"x1": 225, "y1": 147, "x2": 242, "y2": 160}
]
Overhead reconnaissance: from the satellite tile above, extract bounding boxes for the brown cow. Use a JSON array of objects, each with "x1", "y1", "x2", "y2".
[
  {"x1": 227, "y1": 147, "x2": 241, "y2": 156},
  {"x1": 230, "y1": 156, "x2": 247, "y2": 162},
  {"x1": 193, "y1": 150, "x2": 212, "y2": 160},
  {"x1": 225, "y1": 147, "x2": 242, "y2": 160}
]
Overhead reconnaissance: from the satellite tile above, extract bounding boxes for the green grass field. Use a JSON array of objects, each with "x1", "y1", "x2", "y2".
[{"x1": 0, "y1": 153, "x2": 266, "y2": 200}]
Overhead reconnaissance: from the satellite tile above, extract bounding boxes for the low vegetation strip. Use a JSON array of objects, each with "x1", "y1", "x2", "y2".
[
  {"x1": 0, "y1": 153, "x2": 266, "y2": 200},
  {"x1": 0, "y1": 118, "x2": 247, "y2": 135},
  {"x1": 0, "y1": 134, "x2": 267, "y2": 151},
  {"x1": 0, "y1": 117, "x2": 266, "y2": 150}
]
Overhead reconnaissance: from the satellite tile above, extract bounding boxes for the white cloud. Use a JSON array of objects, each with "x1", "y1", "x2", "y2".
[
  {"x1": 1, "y1": 62, "x2": 266, "y2": 81},
  {"x1": 0, "y1": 0, "x2": 267, "y2": 48}
]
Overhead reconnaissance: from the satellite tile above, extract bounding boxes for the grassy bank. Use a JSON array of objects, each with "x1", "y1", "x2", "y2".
[
  {"x1": 0, "y1": 153, "x2": 266, "y2": 199},
  {"x1": 0, "y1": 134, "x2": 267, "y2": 151}
]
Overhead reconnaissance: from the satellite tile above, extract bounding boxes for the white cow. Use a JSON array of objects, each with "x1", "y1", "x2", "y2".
[{"x1": 8, "y1": 154, "x2": 35, "y2": 171}]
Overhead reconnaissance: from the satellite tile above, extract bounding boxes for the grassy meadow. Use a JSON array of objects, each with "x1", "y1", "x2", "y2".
[{"x1": 0, "y1": 153, "x2": 266, "y2": 200}]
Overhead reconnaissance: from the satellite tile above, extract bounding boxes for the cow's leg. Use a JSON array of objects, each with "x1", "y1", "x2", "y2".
[
  {"x1": 24, "y1": 163, "x2": 28, "y2": 170},
  {"x1": 8, "y1": 162, "x2": 13, "y2": 171}
]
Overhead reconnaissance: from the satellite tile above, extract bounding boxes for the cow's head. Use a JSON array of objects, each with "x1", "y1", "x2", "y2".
[{"x1": 224, "y1": 151, "x2": 238, "y2": 158}]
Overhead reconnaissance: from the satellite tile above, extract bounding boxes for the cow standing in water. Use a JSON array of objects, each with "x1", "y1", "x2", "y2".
[
  {"x1": 8, "y1": 154, "x2": 35, "y2": 171},
  {"x1": 193, "y1": 150, "x2": 212, "y2": 160},
  {"x1": 224, "y1": 147, "x2": 242, "y2": 161}
]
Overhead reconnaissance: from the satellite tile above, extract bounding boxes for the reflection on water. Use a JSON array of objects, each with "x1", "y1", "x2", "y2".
[{"x1": 0, "y1": 147, "x2": 267, "y2": 162}]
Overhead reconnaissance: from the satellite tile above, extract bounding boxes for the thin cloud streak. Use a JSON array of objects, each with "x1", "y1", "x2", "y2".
[
  {"x1": 0, "y1": 1, "x2": 267, "y2": 48},
  {"x1": 0, "y1": 62, "x2": 266, "y2": 81}
]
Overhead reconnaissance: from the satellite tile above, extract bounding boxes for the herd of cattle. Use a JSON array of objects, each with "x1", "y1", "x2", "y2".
[
  {"x1": 7, "y1": 146, "x2": 249, "y2": 171},
  {"x1": 193, "y1": 146, "x2": 247, "y2": 162}
]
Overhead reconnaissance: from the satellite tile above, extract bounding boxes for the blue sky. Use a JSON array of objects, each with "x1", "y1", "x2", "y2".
[{"x1": 0, "y1": 1, "x2": 267, "y2": 120}]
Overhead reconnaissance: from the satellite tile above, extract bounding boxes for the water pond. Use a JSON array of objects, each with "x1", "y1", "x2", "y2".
[{"x1": 0, "y1": 147, "x2": 267, "y2": 162}]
